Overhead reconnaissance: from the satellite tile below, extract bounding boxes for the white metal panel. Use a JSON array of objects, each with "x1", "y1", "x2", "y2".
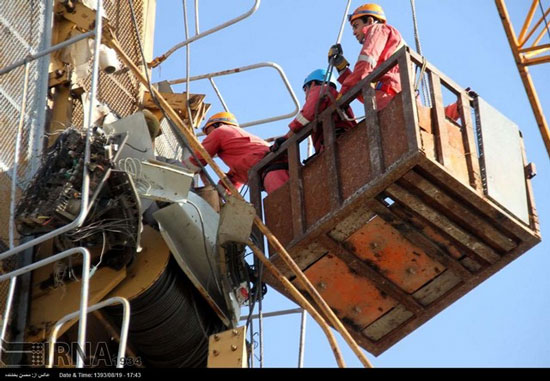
[
  {"x1": 476, "y1": 97, "x2": 529, "y2": 224},
  {"x1": 138, "y1": 160, "x2": 193, "y2": 203},
  {"x1": 104, "y1": 112, "x2": 155, "y2": 212}
]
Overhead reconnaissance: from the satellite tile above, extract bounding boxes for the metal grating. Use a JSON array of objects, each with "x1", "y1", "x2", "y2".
[
  {"x1": 155, "y1": 118, "x2": 187, "y2": 161},
  {"x1": 0, "y1": 0, "x2": 48, "y2": 337},
  {"x1": 71, "y1": 0, "x2": 147, "y2": 127}
]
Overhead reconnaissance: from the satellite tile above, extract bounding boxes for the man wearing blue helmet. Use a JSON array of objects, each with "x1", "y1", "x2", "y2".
[{"x1": 271, "y1": 69, "x2": 356, "y2": 153}]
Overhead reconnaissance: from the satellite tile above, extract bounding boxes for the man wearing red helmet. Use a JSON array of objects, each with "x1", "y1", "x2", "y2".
[{"x1": 183, "y1": 111, "x2": 289, "y2": 194}]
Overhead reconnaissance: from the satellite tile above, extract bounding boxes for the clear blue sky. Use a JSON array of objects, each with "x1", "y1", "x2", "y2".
[{"x1": 152, "y1": 1, "x2": 550, "y2": 367}]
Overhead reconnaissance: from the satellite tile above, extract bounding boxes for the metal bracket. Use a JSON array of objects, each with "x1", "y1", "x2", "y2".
[
  {"x1": 143, "y1": 91, "x2": 210, "y2": 128},
  {"x1": 54, "y1": 0, "x2": 109, "y2": 33},
  {"x1": 525, "y1": 162, "x2": 537, "y2": 179},
  {"x1": 217, "y1": 196, "x2": 256, "y2": 245},
  {"x1": 48, "y1": 69, "x2": 71, "y2": 88},
  {"x1": 207, "y1": 326, "x2": 247, "y2": 368}
]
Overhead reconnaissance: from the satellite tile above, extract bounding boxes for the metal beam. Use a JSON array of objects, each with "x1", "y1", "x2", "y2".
[
  {"x1": 524, "y1": 55, "x2": 550, "y2": 66},
  {"x1": 518, "y1": 1, "x2": 539, "y2": 44},
  {"x1": 495, "y1": 0, "x2": 550, "y2": 158}
]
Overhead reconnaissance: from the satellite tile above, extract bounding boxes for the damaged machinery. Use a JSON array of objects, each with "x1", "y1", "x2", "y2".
[
  {"x1": 8, "y1": 111, "x2": 260, "y2": 367},
  {"x1": 15, "y1": 128, "x2": 141, "y2": 272}
]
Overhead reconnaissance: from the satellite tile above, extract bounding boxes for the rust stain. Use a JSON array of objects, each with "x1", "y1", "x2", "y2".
[
  {"x1": 297, "y1": 255, "x2": 397, "y2": 329},
  {"x1": 345, "y1": 216, "x2": 444, "y2": 293},
  {"x1": 264, "y1": 181, "x2": 294, "y2": 251}
]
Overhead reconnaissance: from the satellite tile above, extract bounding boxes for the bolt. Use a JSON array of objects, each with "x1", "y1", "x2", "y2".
[
  {"x1": 406, "y1": 267, "x2": 417, "y2": 275},
  {"x1": 232, "y1": 329, "x2": 238, "y2": 336},
  {"x1": 353, "y1": 306, "x2": 362, "y2": 314},
  {"x1": 213, "y1": 350, "x2": 219, "y2": 357},
  {"x1": 231, "y1": 345, "x2": 238, "y2": 352},
  {"x1": 318, "y1": 282, "x2": 327, "y2": 290},
  {"x1": 214, "y1": 334, "x2": 220, "y2": 341}
]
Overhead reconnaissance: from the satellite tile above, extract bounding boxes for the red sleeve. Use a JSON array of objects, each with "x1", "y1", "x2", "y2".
[
  {"x1": 337, "y1": 67, "x2": 352, "y2": 85},
  {"x1": 289, "y1": 86, "x2": 325, "y2": 133},
  {"x1": 444, "y1": 102, "x2": 460, "y2": 121},
  {"x1": 339, "y1": 25, "x2": 390, "y2": 96},
  {"x1": 189, "y1": 128, "x2": 223, "y2": 166}
]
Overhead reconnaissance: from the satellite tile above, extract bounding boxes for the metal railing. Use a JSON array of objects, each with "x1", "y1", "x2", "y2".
[
  {"x1": 240, "y1": 307, "x2": 308, "y2": 368},
  {"x1": 0, "y1": 63, "x2": 31, "y2": 356},
  {"x1": 0, "y1": 2, "x2": 102, "y2": 260},
  {"x1": 168, "y1": 62, "x2": 300, "y2": 132},
  {"x1": 0, "y1": 0, "x2": 106, "y2": 366},
  {"x1": 48, "y1": 297, "x2": 131, "y2": 369},
  {"x1": 149, "y1": 0, "x2": 261, "y2": 68},
  {"x1": 0, "y1": 248, "x2": 91, "y2": 368},
  {"x1": 248, "y1": 46, "x2": 479, "y2": 252},
  {"x1": 0, "y1": 31, "x2": 95, "y2": 77}
]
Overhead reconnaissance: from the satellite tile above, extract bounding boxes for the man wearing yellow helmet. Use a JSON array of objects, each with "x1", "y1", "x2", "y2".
[
  {"x1": 328, "y1": 3, "x2": 404, "y2": 109},
  {"x1": 183, "y1": 111, "x2": 289, "y2": 194},
  {"x1": 329, "y1": 4, "x2": 465, "y2": 122}
]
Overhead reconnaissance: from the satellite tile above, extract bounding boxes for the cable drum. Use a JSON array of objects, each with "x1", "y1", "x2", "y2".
[{"x1": 106, "y1": 255, "x2": 225, "y2": 367}]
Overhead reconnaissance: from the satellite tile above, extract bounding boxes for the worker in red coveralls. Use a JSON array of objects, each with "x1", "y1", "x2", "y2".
[
  {"x1": 328, "y1": 3, "x2": 404, "y2": 109},
  {"x1": 270, "y1": 68, "x2": 356, "y2": 154},
  {"x1": 329, "y1": 3, "x2": 461, "y2": 119},
  {"x1": 182, "y1": 112, "x2": 289, "y2": 194}
]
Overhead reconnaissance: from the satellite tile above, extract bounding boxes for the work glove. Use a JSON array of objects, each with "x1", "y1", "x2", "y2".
[
  {"x1": 328, "y1": 43, "x2": 343, "y2": 58},
  {"x1": 270, "y1": 136, "x2": 287, "y2": 152},
  {"x1": 328, "y1": 43, "x2": 349, "y2": 73}
]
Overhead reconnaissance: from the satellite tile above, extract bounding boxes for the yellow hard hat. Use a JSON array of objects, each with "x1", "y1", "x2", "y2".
[
  {"x1": 348, "y1": 3, "x2": 386, "y2": 24},
  {"x1": 202, "y1": 111, "x2": 239, "y2": 133}
]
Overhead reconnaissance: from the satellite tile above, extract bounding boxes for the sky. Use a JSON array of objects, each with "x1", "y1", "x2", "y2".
[{"x1": 152, "y1": 0, "x2": 550, "y2": 368}]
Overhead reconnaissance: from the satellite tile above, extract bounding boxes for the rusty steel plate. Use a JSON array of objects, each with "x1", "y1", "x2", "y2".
[
  {"x1": 345, "y1": 216, "x2": 445, "y2": 293},
  {"x1": 297, "y1": 254, "x2": 398, "y2": 329}
]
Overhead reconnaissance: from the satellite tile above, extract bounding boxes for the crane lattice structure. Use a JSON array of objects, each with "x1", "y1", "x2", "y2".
[{"x1": 496, "y1": 0, "x2": 550, "y2": 158}]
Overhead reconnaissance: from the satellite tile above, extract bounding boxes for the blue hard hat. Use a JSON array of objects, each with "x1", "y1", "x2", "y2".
[{"x1": 303, "y1": 69, "x2": 338, "y2": 89}]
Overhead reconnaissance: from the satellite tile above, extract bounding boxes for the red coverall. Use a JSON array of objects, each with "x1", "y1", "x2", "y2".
[
  {"x1": 288, "y1": 84, "x2": 356, "y2": 152},
  {"x1": 338, "y1": 22, "x2": 462, "y2": 121},
  {"x1": 338, "y1": 22, "x2": 404, "y2": 109},
  {"x1": 186, "y1": 125, "x2": 289, "y2": 194}
]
